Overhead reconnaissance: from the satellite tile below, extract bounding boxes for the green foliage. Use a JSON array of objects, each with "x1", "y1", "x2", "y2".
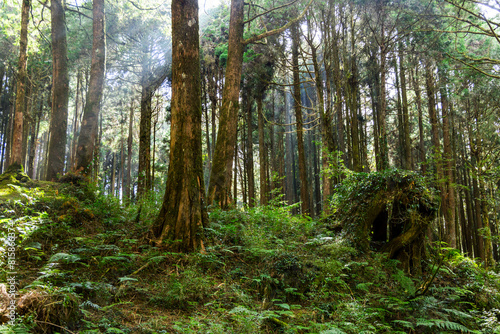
[{"x1": 2, "y1": 178, "x2": 500, "y2": 334}]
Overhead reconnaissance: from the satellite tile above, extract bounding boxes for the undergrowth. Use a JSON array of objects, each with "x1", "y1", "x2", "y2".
[{"x1": 0, "y1": 179, "x2": 498, "y2": 333}]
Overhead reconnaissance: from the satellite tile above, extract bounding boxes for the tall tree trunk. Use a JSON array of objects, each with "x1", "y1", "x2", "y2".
[
  {"x1": 292, "y1": 23, "x2": 310, "y2": 216},
  {"x1": 399, "y1": 43, "x2": 411, "y2": 170},
  {"x1": 308, "y1": 25, "x2": 336, "y2": 211},
  {"x1": 257, "y1": 95, "x2": 268, "y2": 205},
  {"x1": 378, "y1": 2, "x2": 388, "y2": 170},
  {"x1": 75, "y1": 0, "x2": 105, "y2": 176},
  {"x1": 125, "y1": 99, "x2": 134, "y2": 201},
  {"x1": 47, "y1": 0, "x2": 69, "y2": 180},
  {"x1": 411, "y1": 66, "x2": 426, "y2": 174},
  {"x1": 10, "y1": 0, "x2": 30, "y2": 168},
  {"x1": 285, "y1": 93, "x2": 296, "y2": 209},
  {"x1": 438, "y1": 66, "x2": 456, "y2": 248},
  {"x1": 110, "y1": 152, "x2": 116, "y2": 196},
  {"x1": 22, "y1": 81, "x2": 33, "y2": 169},
  {"x1": 137, "y1": 58, "x2": 152, "y2": 198},
  {"x1": 203, "y1": 73, "x2": 211, "y2": 189},
  {"x1": 245, "y1": 88, "x2": 255, "y2": 207},
  {"x1": 394, "y1": 58, "x2": 404, "y2": 168},
  {"x1": 426, "y1": 60, "x2": 446, "y2": 241},
  {"x1": 425, "y1": 61, "x2": 443, "y2": 182},
  {"x1": 70, "y1": 69, "x2": 82, "y2": 170},
  {"x1": 332, "y1": 7, "x2": 345, "y2": 172},
  {"x1": 153, "y1": 0, "x2": 207, "y2": 252},
  {"x1": 208, "y1": 0, "x2": 245, "y2": 208},
  {"x1": 28, "y1": 112, "x2": 40, "y2": 178}
]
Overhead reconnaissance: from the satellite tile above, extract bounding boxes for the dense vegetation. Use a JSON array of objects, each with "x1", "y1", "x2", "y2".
[
  {"x1": 2, "y1": 0, "x2": 500, "y2": 332},
  {"x1": 0, "y1": 175, "x2": 499, "y2": 333}
]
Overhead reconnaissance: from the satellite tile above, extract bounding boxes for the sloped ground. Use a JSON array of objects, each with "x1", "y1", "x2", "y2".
[{"x1": 0, "y1": 171, "x2": 499, "y2": 333}]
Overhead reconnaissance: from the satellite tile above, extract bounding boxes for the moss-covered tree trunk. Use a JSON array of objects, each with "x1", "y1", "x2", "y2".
[
  {"x1": 153, "y1": 0, "x2": 207, "y2": 252},
  {"x1": 11, "y1": 0, "x2": 30, "y2": 168}
]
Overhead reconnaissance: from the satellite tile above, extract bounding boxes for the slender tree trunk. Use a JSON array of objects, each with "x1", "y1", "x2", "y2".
[
  {"x1": 152, "y1": 118, "x2": 157, "y2": 191},
  {"x1": 285, "y1": 93, "x2": 295, "y2": 208},
  {"x1": 332, "y1": 9, "x2": 345, "y2": 172},
  {"x1": 378, "y1": 3, "x2": 388, "y2": 170},
  {"x1": 70, "y1": 69, "x2": 82, "y2": 170},
  {"x1": 119, "y1": 137, "x2": 125, "y2": 198},
  {"x1": 110, "y1": 152, "x2": 116, "y2": 196},
  {"x1": 208, "y1": 0, "x2": 245, "y2": 208},
  {"x1": 75, "y1": 0, "x2": 105, "y2": 176},
  {"x1": 411, "y1": 66, "x2": 426, "y2": 174},
  {"x1": 203, "y1": 73, "x2": 211, "y2": 189},
  {"x1": 257, "y1": 95, "x2": 268, "y2": 205},
  {"x1": 28, "y1": 112, "x2": 40, "y2": 178},
  {"x1": 233, "y1": 140, "x2": 238, "y2": 204},
  {"x1": 399, "y1": 44, "x2": 411, "y2": 170},
  {"x1": 138, "y1": 62, "x2": 152, "y2": 198},
  {"x1": 425, "y1": 61, "x2": 443, "y2": 182},
  {"x1": 245, "y1": 89, "x2": 255, "y2": 207},
  {"x1": 153, "y1": 0, "x2": 207, "y2": 252},
  {"x1": 308, "y1": 28, "x2": 336, "y2": 211},
  {"x1": 10, "y1": 0, "x2": 30, "y2": 168},
  {"x1": 479, "y1": 174, "x2": 495, "y2": 267},
  {"x1": 22, "y1": 82, "x2": 33, "y2": 169},
  {"x1": 125, "y1": 100, "x2": 134, "y2": 201},
  {"x1": 438, "y1": 66, "x2": 456, "y2": 248},
  {"x1": 292, "y1": 23, "x2": 310, "y2": 216}
]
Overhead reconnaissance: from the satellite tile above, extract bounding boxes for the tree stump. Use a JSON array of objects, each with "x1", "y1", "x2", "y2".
[{"x1": 330, "y1": 170, "x2": 438, "y2": 273}]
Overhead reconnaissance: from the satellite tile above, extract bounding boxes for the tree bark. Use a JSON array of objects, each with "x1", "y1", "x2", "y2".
[
  {"x1": 208, "y1": 0, "x2": 245, "y2": 208},
  {"x1": 75, "y1": 0, "x2": 105, "y2": 176},
  {"x1": 257, "y1": 95, "x2": 269, "y2": 205},
  {"x1": 47, "y1": 0, "x2": 69, "y2": 180},
  {"x1": 125, "y1": 99, "x2": 134, "y2": 201},
  {"x1": 399, "y1": 43, "x2": 411, "y2": 170},
  {"x1": 244, "y1": 88, "x2": 256, "y2": 207},
  {"x1": 70, "y1": 69, "x2": 82, "y2": 170},
  {"x1": 291, "y1": 23, "x2": 310, "y2": 216},
  {"x1": 411, "y1": 65, "x2": 426, "y2": 174},
  {"x1": 438, "y1": 65, "x2": 456, "y2": 248},
  {"x1": 10, "y1": 0, "x2": 30, "y2": 168},
  {"x1": 153, "y1": 0, "x2": 207, "y2": 252},
  {"x1": 377, "y1": 1, "x2": 388, "y2": 170}
]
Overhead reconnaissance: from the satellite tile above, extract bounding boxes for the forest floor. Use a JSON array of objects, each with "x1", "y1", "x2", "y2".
[{"x1": 0, "y1": 171, "x2": 500, "y2": 333}]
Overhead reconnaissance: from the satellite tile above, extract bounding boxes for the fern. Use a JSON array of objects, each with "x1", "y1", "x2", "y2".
[
  {"x1": 392, "y1": 319, "x2": 414, "y2": 330},
  {"x1": 80, "y1": 300, "x2": 101, "y2": 310},
  {"x1": 0, "y1": 324, "x2": 32, "y2": 334},
  {"x1": 444, "y1": 308, "x2": 473, "y2": 320},
  {"x1": 49, "y1": 252, "x2": 82, "y2": 264},
  {"x1": 319, "y1": 328, "x2": 347, "y2": 334},
  {"x1": 417, "y1": 318, "x2": 478, "y2": 333}
]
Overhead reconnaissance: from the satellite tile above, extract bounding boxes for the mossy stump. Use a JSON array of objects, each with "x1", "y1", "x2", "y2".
[{"x1": 330, "y1": 170, "x2": 438, "y2": 273}]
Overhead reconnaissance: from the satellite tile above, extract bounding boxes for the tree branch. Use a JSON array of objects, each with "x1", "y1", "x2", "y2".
[
  {"x1": 242, "y1": 0, "x2": 314, "y2": 45},
  {"x1": 243, "y1": 0, "x2": 299, "y2": 25}
]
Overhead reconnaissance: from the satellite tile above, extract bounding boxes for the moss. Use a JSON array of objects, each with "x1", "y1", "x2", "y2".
[{"x1": 328, "y1": 169, "x2": 438, "y2": 272}]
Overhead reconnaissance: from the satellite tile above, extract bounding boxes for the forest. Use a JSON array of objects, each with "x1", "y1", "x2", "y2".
[{"x1": 1, "y1": 0, "x2": 500, "y2": 332}]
